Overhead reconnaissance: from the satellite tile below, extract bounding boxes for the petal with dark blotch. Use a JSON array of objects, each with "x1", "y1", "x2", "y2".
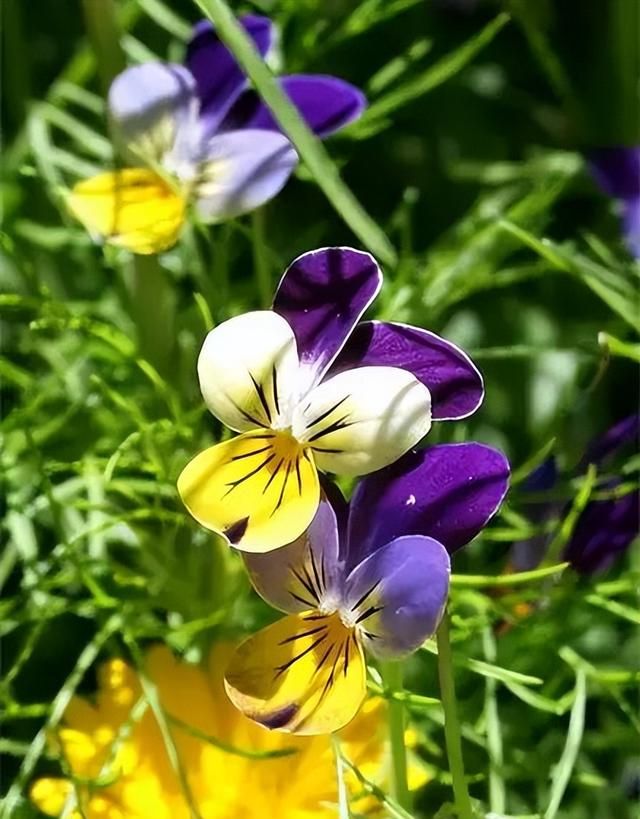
[
  {"x1": 224, "y1": 613, "x2": 366, "y2": 735},
  {"x1": 346, "y1": 443, "x2": 510, "y2": 568},
  {"x1": 344, "y1": 535, "x2": 450, "y2": 659},
  {"x1": 177, "y1": 430, "x2": 320, "y2": 553},
  {"x1": 272, "y1": 248, "x2": 382, "y2": 389},
  {"x1": 329, "y1": 321, "x2": 484, "y2": 421}
]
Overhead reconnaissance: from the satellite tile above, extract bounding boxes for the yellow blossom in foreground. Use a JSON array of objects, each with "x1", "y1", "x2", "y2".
[{"x1": 31, "y1": 644, "x2": 426, "y2": 818}]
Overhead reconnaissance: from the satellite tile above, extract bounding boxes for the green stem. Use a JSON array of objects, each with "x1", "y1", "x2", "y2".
[
  {"x1": 436, "y1": 612, "x2": 474, "y2": 819},
  {"x1": 80, "y1": 0, "x2": 125, "y2": 92},
  {"x1": 128, "y1": 254, "x2": 176, "y2": 374},
  {"x1": 252, "y1": 209, "x2": 272, "y2": 308},
  {"x1": 380, "y1": 660, "x2": 410, "y2": 811}
]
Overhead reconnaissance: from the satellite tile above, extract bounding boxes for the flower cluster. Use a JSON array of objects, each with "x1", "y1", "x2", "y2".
[
  {"x1": 178, "y1": 244, "x2": 510, "y2": 733},
  {"x1": 69, "y1": 15, "x2": 365, "y2": 254}
]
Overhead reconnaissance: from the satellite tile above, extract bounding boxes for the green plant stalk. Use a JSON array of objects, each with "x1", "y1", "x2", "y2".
[
  {"x1": 380, "y1": 661, "x2": 411, "y2": 811},
  {"x1": 192, "y1": 0, "x2": 397, "y2": 267},
  {"x1": 436, "y1": 612, "x2": 474, "y2": 819},
  {"x1": 252, "y1": 209, "x2": 272, "y2": 308},
  {"x1": 126, "y1": 254, "x2": 176, "y2": 375},
  {"x1": 80, "y1": 0, "x2": 126, "y2": 93}
]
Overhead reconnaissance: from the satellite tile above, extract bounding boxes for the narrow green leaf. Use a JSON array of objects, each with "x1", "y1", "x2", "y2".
[
  {"x1": 191, "y1": 0, "x2": 397, "y2": 266},
  {"x1": 543, "y1": 670, "x2": 587, "y2": 819},
  {"x1": 355, "y1": 13, "x2": 510, "y2": 129},
  {"x1": 598, "y1": 331, "x2": 640, "y2": 363},
  {"x1": 451, "y1": 563, "x2": 569, "y2": 588}
]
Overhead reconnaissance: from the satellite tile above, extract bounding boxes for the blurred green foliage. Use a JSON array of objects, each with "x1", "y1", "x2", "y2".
[{"x1": 1, "y1": 1, "x2": 638, "y2": 818}]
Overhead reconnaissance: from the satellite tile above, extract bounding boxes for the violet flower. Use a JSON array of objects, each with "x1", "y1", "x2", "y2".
[
  {"x1": 178, "y1": 247, "x2": 484, "y2": 552},
  {"x1": 589, "y1": 146, "x2": 640, "y2": 259},
  {"x1": 224, "y1": 443, "x2": 510, "y2": 735},
  {"x1": 513, "y1": 415, "x2": 640, "y2": 575},
  {"x1": 68, "y1": 14, "x2": 365, "y2": 254}
]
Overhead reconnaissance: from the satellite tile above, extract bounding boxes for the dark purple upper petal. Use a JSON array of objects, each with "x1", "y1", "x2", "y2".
[
  {"x1": 272, "y1": 248, "x2": 382, "y2": 389},
  {"x1": 328, "y1": 321, "x2": 484, "y2": 421},
  {"x1": 580, "y1": 414, "x2": 640, "y2": 470},
  {"x1": 346, "y1": 443, "x2": 510, "y2": 570},
  {"x1": 343, "y1": 535, "x2": 450, "y2": 659},
  {"x1": 220, "y1": 75, "x2": 366, "y2": 138},
  {"x1": 186, "y1": 15, "x2": 274, "y2": 137},
  {"x1": 563, "y1": 489, "x2": 639, "y2": 574},
  {"x1": 588, "y1": 146, "x2": 640, "y2": 200}
]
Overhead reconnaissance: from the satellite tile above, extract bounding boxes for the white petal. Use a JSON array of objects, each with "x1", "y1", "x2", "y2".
[
  {"x1": 293, "y1": 366, "x2": 432, "y2": 475},
  {"x1": 193, "y1": 129, "x2": 298, "y2": 222},
  {"x1": 198, "y1": 311, "x2": 300, "y2": 432}
]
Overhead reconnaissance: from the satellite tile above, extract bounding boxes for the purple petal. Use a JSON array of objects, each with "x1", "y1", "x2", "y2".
[
  {"x1": 343, "y1": 535, "x2": 450, "y2": 658},
  {"x1": 108, "y1": 63, "x2": 197, "y2": 161},
  {"x1": 588, "y1": 146, "x2": 640, "y2": 200},
  {"x1": 563, "y1": 489, "x2": 639, "y2": 575},
  {"x1": 186, "y1": 15, "x2": 274, "y2": 137},
  {"x1": 272, "y1": 248, "x2": 382, "y2": 388},
  {"x1": 243, "y1": 497, "x2": 343, "y2": 614},
  {"x1": 580, "y1": 414, "x2": 640, "y2": 469},
  {"x1": 221, "y1": 75, "x2": 366, "y2": 138},
  {"x1": 346, "y1": 443, "x2": 510, "y2": 569},
  {"x1": 329, "y1": 321, "x2": 484, "y2": 421},
  {"x1": 193, "y1": 129, "x2": 297, "y2": 221}
]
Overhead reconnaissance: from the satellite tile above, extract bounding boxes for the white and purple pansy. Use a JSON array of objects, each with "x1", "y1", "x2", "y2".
[
  {"x1": 178, "y1": 247, "x2": 485, "y2": 552},
  {"x1": 67, "y1": 14, "x2": 365, "y2": 255},
  {"x1": 223, "y1": 442, "x2": 510, "y2": 735}
]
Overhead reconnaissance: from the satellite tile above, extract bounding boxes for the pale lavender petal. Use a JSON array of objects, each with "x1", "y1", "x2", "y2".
[
  {"x1": 187, "y1": 15, "x2": 274, "y2": 137},
  {"x1": 329, "y1": 321, "x2": 484, "y2": 421},
  {"x1": 221, "y1": 75, "x2": 366, "y2": 138},
  {"x1": 346, "y1": 443, "x2": 510, "y2": 570},
  {"x1": 108, "y1": 63, "x2": 198, "y2": 162},
  {"x1": 343, "y1": 535, "x2": 450, "y2": 659},
  {"x1": 243, "y1": 497, "x2": 343, "y2": 614},
  {"x1": 193, "y1": 129, "x2": 297, "y2": 222},
  {"x1": 273, "y1": 247, "x2": 382, "y2": 388}
]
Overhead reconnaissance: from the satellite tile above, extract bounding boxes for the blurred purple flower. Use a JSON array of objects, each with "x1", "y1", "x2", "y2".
[
  {"x1": 589, "y1": 147, "x2": 640, "y2": 259},
  {"x1": 513, "y1": 415, "x2": 640, "y2": 575}
]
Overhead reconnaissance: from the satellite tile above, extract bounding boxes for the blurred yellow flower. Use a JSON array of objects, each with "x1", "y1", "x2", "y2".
[{"x1": 31, "y1": 644, "x2": 426, "y2": 818}]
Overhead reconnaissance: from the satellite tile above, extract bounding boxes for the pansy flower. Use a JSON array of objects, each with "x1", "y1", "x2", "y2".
[
  {"x1": 223, "y1": 443, "x2": 510, "y2": 735},
  {"x1": 178, "y1": 247, "x2": 484, "y2": 552},
  {"x1": 589, "y1": 146, "x2": 640, "y2": 259},
  {"x1": 69, "y1": 15, "x2": 365, "y2": 254},
  {"x1": 512, "y1": 414, "x2": 639, "y2": 575}
]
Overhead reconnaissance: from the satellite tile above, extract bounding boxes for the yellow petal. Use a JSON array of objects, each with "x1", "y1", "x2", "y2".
[
  {"x1": 68, "y1": 168, "x2": 186, "y2": 254},
  {"x1": 30, "y1": 778, "x2": 80, "y2": 818},
  {"x1": 224, "y1": 612, "x2": 366, "y2": 735},
  {"x1": 177, "y1": 430, "x2": 320, "y2": 552}
]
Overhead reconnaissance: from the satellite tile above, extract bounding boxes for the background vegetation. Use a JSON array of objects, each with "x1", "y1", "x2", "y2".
[{"x1": 1, "y1": 1, "x2": 638, "y2": 817}]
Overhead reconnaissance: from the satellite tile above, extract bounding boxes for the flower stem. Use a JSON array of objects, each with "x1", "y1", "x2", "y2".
[
  {"x1": 80, "y1": 0, "x2": 125, "y2": 93},
  {"x1": 251, "y1": 208, "x2": 272, "y2": 308},
  {"x1": 380, "y1": 660, "x2": 410, "y2": 811},
  {"x1": 127, "y1": 254, "x2": 176, "y2": 375},
  {"x1": 436, "y1": 612, "x2": 474, "y2": 819}
]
